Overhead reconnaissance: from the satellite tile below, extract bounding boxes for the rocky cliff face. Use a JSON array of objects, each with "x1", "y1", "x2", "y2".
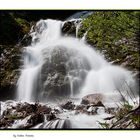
[{"x1": 0, "y1": 44, "x2": 21, "y2": 100}]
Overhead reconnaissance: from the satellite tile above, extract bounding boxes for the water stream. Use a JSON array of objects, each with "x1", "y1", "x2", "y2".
[
  {"x1": 1, "y1": 15, "x2": 137, "y2": 129},
  {"x1": 17, "y1": 19, "x2": 135, "y2": 104}
]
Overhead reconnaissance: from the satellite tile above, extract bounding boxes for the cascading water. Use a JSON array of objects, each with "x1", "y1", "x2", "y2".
[
  {"x1": 11, "y1": 17, "x2": 138, "y2": 129},
  {"x1": 17, "y1": 18, "x2": 136, "y2": 104}
]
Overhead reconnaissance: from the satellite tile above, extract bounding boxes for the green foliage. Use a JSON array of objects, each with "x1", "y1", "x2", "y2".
[
  {"x1": 78, "y1": 11, "x2": 140, "y2": 70},
  {"x1": 79, "y1": 11, "x2": 139, "y2": 43}
]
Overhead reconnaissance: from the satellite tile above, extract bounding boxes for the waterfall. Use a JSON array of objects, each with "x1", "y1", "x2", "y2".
[{"x1": 17, "y1": 18, "x2": 136, "y2": 104}]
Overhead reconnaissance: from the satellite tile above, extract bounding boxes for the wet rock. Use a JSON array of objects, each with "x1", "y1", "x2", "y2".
[
  {"x1": 105, "y1": 107, "x2": 118, "y2": 115},
  {"x1": 87, "y1": 106, "x2": 96, "y2": 113},
  {"x1": 75, "y1": 104, "x2": 87, "y2": 114},
  {"x1": 75, "y1": 104, "x2": 98, "y2": 115},
  {"x1": 16, "y1": 103, "x2": 37, "y2": 115},
  {"x1": 37, "y1": 105, "x2": 52, "y2": 114},
  {"x1": 0, "y1": 102, "x2": 53, "y2": 128},
  {"x1": 41, "y1": 46, "x2": 90, "y2": 100},
  {"x1": 27, "y1": 113, "x2": 44, "y2": 127},
  {"x1": 46, "y1": 112, "x2": 56, "y2": 121},
  {"x1": 15, "y1": 102, "x2": 51, "y2": 117},
  {"x1": 2, "y1": 109, "x2": 12, "y2": 116},
  {"x1": 62, "y1": 21, "x2": 76, "y2": 36},
  {"x1": 0, "y1": 117, "x2": 14, "y2": 128},
  {"x1": 16, "y1": 112, "x2": 25, "y2": 118},
  {"x1": 104, "y1": 116, "x2": 115, "y2": 120},
  {"x1": 54, "y1": 106, "x2": 63, "y2": 114},
  {"x1": 81, "y1": 94, "x2": 104, "y2": 106},
  {"x1": 19, "y1": 34, "x2": 32, "y2": 46},
  {"x1": 61, "y1": 101, "x2": 75, "y2": 110},
  {"x1": 75, "y1": 104, "x2": 86, "y2": 110}
]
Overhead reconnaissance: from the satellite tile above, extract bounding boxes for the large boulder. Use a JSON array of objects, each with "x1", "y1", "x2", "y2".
[{"x1": 81, "y1": 93, "x2": 104, "y2": 106}]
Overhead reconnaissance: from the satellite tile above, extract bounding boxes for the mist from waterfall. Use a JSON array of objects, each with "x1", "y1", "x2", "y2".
[{"x1": 17, "y1": 18, "x2": 136, "y2": 106}]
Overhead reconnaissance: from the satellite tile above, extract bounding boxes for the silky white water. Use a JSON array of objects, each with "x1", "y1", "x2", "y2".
[{"x1": 17, "y1": 19, "x2": 136, "y2": 106}]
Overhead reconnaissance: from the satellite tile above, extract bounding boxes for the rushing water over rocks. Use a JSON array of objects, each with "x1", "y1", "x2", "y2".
[
  {"x1": 17, "y1": 19, "x2": 136, "y2": 104},
  {"x1": 1, "y1": 99, "x2": 139, "y2": 129},
  {"x1": 1, "y1": 18, "x2": 138, "y2": 129},
  {"x1": 0, "y1": 100, "x2": 114, "y2": 129}
]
